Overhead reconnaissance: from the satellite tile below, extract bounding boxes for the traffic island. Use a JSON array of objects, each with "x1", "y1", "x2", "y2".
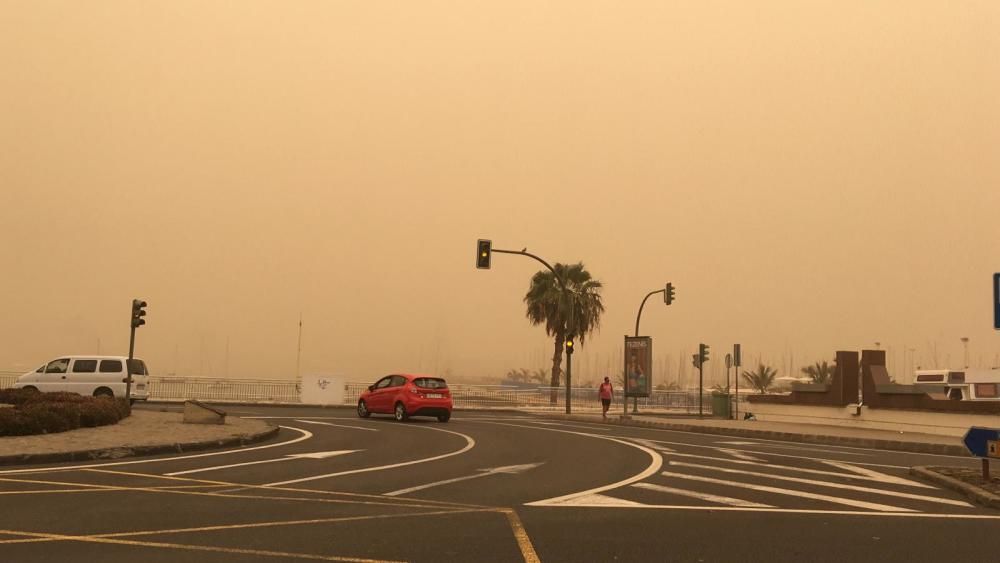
[
  {"x1": 0, "y1": 410, "x2": 277, "y2": 466},
  {"x1": 911, "y1": 466, "x2": 1000, "y2": 509}
]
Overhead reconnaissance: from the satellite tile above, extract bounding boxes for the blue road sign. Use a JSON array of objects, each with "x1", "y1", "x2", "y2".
[
  {"x1": 963, "y1": 427, "x2": 1000, "y2": 458},
  {"x1": 994, "y1": 273, "x2": 999, "y2": 330}
]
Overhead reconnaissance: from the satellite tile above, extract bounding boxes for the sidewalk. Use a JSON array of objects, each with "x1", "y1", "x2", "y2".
[
  {"x1": 548, "y1": 413, "x2": 970, "y2": 457},
  {"x1": 0, "y1": 410, "x2": 277, "y2": 466}
]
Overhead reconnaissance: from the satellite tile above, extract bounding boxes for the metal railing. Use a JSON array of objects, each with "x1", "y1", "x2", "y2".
[{"x1": 2, "y1": 374, "x2": 750, "y2": 416}]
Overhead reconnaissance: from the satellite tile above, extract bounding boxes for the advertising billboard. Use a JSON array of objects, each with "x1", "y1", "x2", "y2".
[{"x1": 624, "y1": 336, "x2": 652, "y2": 398}]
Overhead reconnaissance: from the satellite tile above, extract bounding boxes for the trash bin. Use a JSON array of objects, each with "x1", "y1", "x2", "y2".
[{"x1": 711, "y1": 392, "x2": 731, "y2": 419}]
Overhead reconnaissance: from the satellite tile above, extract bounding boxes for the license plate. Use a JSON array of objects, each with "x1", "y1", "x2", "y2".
[{"x1": 426, "y1": 393, "x2": 443, "y2": 399}]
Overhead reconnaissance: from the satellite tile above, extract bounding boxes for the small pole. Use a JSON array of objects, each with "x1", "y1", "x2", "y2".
[
  {"x1": 698, "y1": 361, "x2": 704, "y2": 418},
  {"x1": 984, "y1": 458, "x2": 991, "y2": 482},
  {"x1": 565, "y1": 343, "x2": 572, "y2": 415},
  {"x1": 126, "y1": 325, "x2": 136, "y2": 401}
]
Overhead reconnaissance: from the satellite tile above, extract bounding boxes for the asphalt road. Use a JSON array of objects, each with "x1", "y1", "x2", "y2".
[{"x1": 0, "y1": 404, "x2": 997, "y2": 562}]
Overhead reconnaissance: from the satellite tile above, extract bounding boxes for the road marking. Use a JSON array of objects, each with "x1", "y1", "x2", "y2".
[
  {"x1": 384, "y1": 463, "x2": 544, "y2": 496},
  {"x1": 165, "y1": 450, "x2": 361, "y2": 476},
  {"x1": 667, "y1": 461, "x2": 972, "y2": 508},
  {"x1": 554, "y1": 494, "x2": 647, "y2": 507},
  {"x1": 822, "y1": 460, "x2": 929, "y2": 487},
  {"x1": 632, "y1": 482, "x2": 774, "y2": 508},
  {"x1": 718, "y1": 448, "x2": 764, "y2": 462},
  {"x1": 651, "y1": 449, "x2": 934, "y2": 488},
  {"x1": 628, "y1": 438, "x2": 675, "y2": 453},
  {"x1": 0, "y1": 426, "x2": 314, "y2": 475},
  {"x1": 501, "y1": 509, "x2": 541, "y2": 563},
  {"x1": 0, "y1": 528, "x2": 404, "y2": 562},
  {"x1": 527, "y1": 504, "x2": 1000, "y2": 519},
  {"x1": 660, "y1": 471, "x2": 914, "y2": 512},
  {"x1": 294, "y1": 419, "x2": 379, "y2": 432},
  {"x1": 471, "y1": 421, "x2": 663, "y2": 507},
  {"x1": 262, "y1": 426, "x2": 477, "y2": 487},
  {"x1": 717, "y1": 441, "x2": 759, "y2": 446}
]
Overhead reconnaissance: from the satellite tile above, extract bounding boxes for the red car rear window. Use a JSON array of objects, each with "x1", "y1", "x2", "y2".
[{"x1": 413, "y1": 378, "x2": 448, "y2": 389}]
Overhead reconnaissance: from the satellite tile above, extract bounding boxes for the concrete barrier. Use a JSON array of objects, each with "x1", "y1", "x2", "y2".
[{"x1": 746, "y1": 401, "x2": 999, "y2": 437}]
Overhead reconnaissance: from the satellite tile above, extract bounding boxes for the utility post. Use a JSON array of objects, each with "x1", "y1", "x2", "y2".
[
  {"x1": 127, "y1": 299, "x2": 147, "y2": 402},
  {"x1": 565, "y1": 337, "x2": 574, "y2": 414},
  {"x1": 698, "y1": 343, "x2": 710, "y2": 417},
  {"x1": 733, "y1": 344, "x2": 742, "y2": 420}
]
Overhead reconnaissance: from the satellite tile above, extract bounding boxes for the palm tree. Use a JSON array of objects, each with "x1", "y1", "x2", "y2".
[
  {"x1": 742, "y1": 364, "x2": 778, "y2": 394},
  {"x1": 524, "y1": 262, "x2": 604, "y2": 404},
  {"x1": 801, "y1": 360, "x2": 835, "y2": 385}
]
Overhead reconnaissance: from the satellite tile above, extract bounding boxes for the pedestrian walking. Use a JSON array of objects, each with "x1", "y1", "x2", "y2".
[{"x1": 598, "y1": 377, "x2": 614, "y2": 420}]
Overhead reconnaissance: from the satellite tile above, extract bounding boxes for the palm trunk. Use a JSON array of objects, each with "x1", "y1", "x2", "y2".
[{"x1": 549, "y1": 332, "x2": 564, "y2": 404}]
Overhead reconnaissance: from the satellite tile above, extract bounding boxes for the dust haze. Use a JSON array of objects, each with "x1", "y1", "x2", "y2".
[{"x1": 2, "y1": 2, "x2": 998, "y2": 386}]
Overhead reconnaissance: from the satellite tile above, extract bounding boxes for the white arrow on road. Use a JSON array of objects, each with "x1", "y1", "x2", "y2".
[
  {"x1": 165, "y1": 450, "x2": 361, "y2": 476},
  {"x1": 383, "y1": 463, "x2": 544, "y2": 497}
]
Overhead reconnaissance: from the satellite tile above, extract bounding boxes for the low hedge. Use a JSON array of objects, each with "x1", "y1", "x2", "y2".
[{"x1": 0, "y1": 391, "x2": 131, "y2": 437}]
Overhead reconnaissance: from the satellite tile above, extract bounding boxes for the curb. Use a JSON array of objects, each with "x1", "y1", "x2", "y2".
[
  {"x1": 0, "y1": 422, "x2": 280, "y2": 467},
  {"x1": 910, "y1": 466, "x2": 1000, "y2": 509},
  {"x1": 551, "y1": 414, "x2": 971, "y2": 457}
]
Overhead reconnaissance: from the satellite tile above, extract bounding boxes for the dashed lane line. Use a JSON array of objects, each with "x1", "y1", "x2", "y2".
[
  {"x1": 0, "y1": 426, "x2": 314, "y2": 475},
  {"x1": 718, "y1": 448, "x2": 764, "y2": 462},
  {"x1": 262, "y1": 426, "x2": 477, "y2": 488},
  {"x1": 666, "y1": 461, "x2": 972, "y2": 508},
  {"x1": 659, "y1": 471, "x2": 915, "y2": 512},
  {"x1": 631, "y1": 483, "x2": 774, "y2": 508}
]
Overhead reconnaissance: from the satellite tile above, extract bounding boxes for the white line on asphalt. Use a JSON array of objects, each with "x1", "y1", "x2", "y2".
[
  {"x1": 383, "y1": 463, "x2": 544, "y2": 497},
  {"x1": 666, "y1": 461, "x2": 972, "y2": 508},
  {"x1": 552, "y1": 494, "x2": 647, "y2": 507},
  {"x1": 655, "y1": 450, "x2": 934, "y2": 488},
  {"x1": 718, "y1": 448, "x2": 764, "y2": 462},
  {"x1": 717, "y1": 441, "x2": 759, "y2": 446},
  {"x1": 293, "y1": 419, "x2": 378, "y2": 432},
  {"x1": 659, "y1": 471, "x2": 915, "y2": 512},
  {"x1": 627, "y1": 438, "x2": 675, "y2": 453},
  {"x1": 533, "y1": 504, "x2": 1000, "y2": 519},
  {"x1": 261, "y1": 426, "x2": 477, "y2": 487},
  {"x1": 164, "y1": 450, "x2": 361, "y2": 477},
  {"x1": 469, "y1": 421, "x2": 663, "y2": 507},
  {"x1": 0, "y1": 427, "x2": 314, "y2": 475},
  {"x1": 632, "y1": 483, "x2": 774, "y2": 508},
  {"x1": 821, "y1": 460, "x2": 927, "y2": 487}
]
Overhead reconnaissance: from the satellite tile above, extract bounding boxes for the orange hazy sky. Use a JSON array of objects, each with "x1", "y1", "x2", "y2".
[{"x1": 2, "y1": 2, "x2": 998, "y2": 385}]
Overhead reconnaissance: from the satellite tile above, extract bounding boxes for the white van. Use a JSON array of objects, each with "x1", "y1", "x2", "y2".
[{"x1": 13, "y1": 356, "x2": 150, "y2": 402}]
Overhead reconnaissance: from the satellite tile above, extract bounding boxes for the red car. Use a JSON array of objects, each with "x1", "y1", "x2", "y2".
[{"x1": 357, "y1": 374, "x2": 453, "y2": 422}]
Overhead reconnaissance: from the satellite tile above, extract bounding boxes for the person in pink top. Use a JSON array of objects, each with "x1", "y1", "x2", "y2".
[{"x1": 598, "y1": 376, "x2": 614, "y2": 420}]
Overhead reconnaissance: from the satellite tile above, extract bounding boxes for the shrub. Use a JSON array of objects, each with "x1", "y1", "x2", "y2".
[{"x1": 0, "y1": 391, "x2": 131, "y2": 436}]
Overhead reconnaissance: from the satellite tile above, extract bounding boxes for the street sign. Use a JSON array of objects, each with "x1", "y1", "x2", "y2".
[
  {"x1": 993, "y1": 273, "x2": 999, "y2": 330},
  {"x1": 733, "y1": 343, "x2": 742, "y2": 367},
  {"x1": 963, "y1": 427, "x2": 1000, "y2": 458}
]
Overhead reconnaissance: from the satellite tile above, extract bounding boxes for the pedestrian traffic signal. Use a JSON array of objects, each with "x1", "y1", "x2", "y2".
[
  {"x1": 699, "y1": 343, "x2": 710, "y2": 365},
  {"x1": 664, "y1": 282, "x2": 675, "y2": 305},
  {"x1": 565, "y1": 338, "x2": 574, "y2": 355},
  {"x1": 476, "y1": 239, "x2": 492, "y2": 269},
  {"x1": 131, "y1": 299, "x2": 147, "y2": 328}
]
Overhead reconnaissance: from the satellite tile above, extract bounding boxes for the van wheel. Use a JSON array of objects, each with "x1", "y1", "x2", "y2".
[
  {"x1": 22, "y1": 386, "x2": 39, "y2": 393},
  {"x1": 94, "y1": 388, "x2": 114, "y2": 398},
  {"x1": 357, "y1": 400, "x2": 371, "y2": 418},
  {"x1": 393, "y1": 402, "x2": 408, "y2": 422},
  {"x1": 437, "y1": 412, "x2": 451, "y2": 423}
]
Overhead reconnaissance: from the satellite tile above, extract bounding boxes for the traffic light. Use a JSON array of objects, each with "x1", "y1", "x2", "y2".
[
  {"x1": 476, "y1": 239, "x2": 492, "y2": 269},
  {"x1": 131, "y1": 299, "x2": 147, "y2": 328},
  {"x1": 664, "y1": 282, "x2": 675, "y2": 305},
  {"x1": 699, "y1": 343, "x2": 710, "y2": 365},
  {"x1": 565, "y1": 338, "x2": 574, "y2": 355},
  {"x1": 691, "y1": 354, "x2": 701, "y2": 369}
]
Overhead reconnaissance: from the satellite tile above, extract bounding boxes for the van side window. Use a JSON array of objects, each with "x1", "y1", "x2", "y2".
[
  {"x1": 99, "y1": 360, "x2": 123, "y2": 373},
  {"x1": 127, "y1": 359, "x2": 148, "y2": 375},
  {"x1": 35, "y1": 365, "x2": 44, "y2": 373},
  {"x1": 72, "y1": 360, "x2": 98, "y2": 373},
  {"x1": 45, "y1": 359, "x2": 70, "y2": 373}
]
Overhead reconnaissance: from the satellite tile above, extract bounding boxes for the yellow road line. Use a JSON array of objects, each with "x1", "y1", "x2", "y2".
[
  {"x1": 501, "y1": 509, "x2": 541, "y2": 563},
  {"x1": 0, "y1": 529, "x2": 403, "y2": 562}
]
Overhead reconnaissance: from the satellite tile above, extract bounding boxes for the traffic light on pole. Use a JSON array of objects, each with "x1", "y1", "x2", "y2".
[
  {"x1": 131, "y1": 299, "x2": 147, "y2": 328},
  {"x1": 699, "y1": 343, "x2": 709, "y2": 365},
  {"x1": 476, "y1": 239, "x2": 492, "y2": 269},
  {"x1": 565, "y1": 338, "x2": 574, "y2": 355},
  {"x1": 664, "y1": 282, "x2": 675, "y2": 305}
]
